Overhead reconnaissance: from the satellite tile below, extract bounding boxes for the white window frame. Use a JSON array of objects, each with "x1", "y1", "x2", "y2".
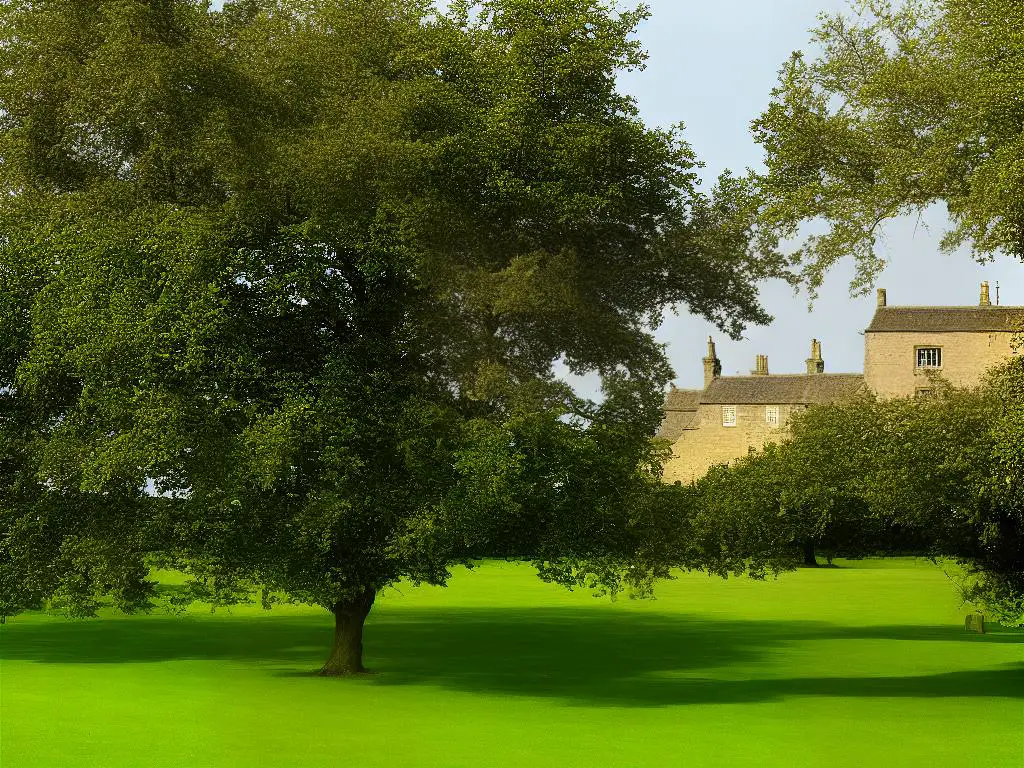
[
  {"x1": 915, "y1": 346, "x2": 942, "y2": 369},
  {"x1": 722, "y1": 406, "x2": 737, "y2": 427},
  {"x1": 765, "y1": 406, "x2": 780, "y2": 426}
]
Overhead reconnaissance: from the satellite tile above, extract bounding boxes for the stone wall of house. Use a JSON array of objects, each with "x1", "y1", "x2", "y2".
[
  {"x1": 864, "y1": 331, "x2": 1016, "y2": 399},
  {"x1": 661, "y1": 403, "x2": 802, "y2": 484},
  {"x1": 657, "y1": 409, "x2": 696, "y2": 442},
  {"x1": 661, "y1": 292, "x2": 1021, "y2": 485}
]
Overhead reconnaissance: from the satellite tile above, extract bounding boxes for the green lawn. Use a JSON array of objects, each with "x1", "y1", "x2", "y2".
[{"x1": 2, "y1": 559, "x2": 1022, "y2": 767}]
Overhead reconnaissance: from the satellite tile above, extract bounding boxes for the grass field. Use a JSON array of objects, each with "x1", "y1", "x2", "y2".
[{"x1": 2, "y1": 558, "x2": 1022, "y2": 767}]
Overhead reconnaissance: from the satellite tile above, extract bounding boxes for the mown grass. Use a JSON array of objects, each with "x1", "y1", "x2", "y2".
[{"x1": 2, "y1": 559, "x2": 1022, "y2": 767}]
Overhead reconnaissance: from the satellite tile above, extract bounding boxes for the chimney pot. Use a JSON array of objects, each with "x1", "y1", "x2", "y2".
[
  {"x1": 877, "y1": 288, "x2": 887, "y2": 308},
  {"x1": 702, "y1": 337, "x2": 721, "y2": 389},
  {"x1": 980, "y1": 281, "x2": 992, "y2": 306},
  {"x1": 806, "y1": 338, "x2": 825, "y2": 374}
]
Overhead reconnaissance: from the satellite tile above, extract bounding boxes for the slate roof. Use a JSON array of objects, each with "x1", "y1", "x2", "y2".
[
  {"x1": 866, "y1": 306, "x2": 1024, "y2": 333},
  {"x1": 700, "y1": 374, "x2": 865, "y2": 405},
  {"x1": 663, "y1": 389, "x2": 702, "y2": 411},
  {"x1": 657, "y1": 388, "x2": 701, "y2": 440}
]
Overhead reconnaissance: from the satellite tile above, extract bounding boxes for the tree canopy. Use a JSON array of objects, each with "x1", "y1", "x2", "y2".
[
  {"x1": 0, "y1": 0, "x2": 781, "y2": 673},
  {"x1": 747, "y1": 0, "x2": 1024, "y2": 293},
  {"x1": 700, "y1": 360, "x2": 1024, "y2": 625}
]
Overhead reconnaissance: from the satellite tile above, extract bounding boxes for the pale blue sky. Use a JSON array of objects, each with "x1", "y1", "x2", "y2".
[
  {"x1": 209, "y1": 0, "x2": 1021, "y2": 390},
  {"x1": 616, "y1": 0, "x2": 1021, "y2": 388}
]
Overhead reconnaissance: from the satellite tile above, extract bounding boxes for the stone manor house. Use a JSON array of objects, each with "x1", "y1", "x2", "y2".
[{"x1": 659, "y1": 283, "x2": 1024, "y2": 483}]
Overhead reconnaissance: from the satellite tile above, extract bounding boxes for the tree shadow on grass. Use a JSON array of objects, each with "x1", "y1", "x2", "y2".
[
  {"x1": 2, "y1": 607, "x2": 1021, "y2": 707},
  {"x1": 363, "y1": 608, "x2": 1024, "y2": 706}
]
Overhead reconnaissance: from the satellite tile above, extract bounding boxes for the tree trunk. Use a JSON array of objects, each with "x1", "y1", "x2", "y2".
[
  {"x1": 803, "y1": 539, "x2": 818, "y2": 567},
  {"x1": 319, "y1": 588, "x2": 376, "y2": 676}
]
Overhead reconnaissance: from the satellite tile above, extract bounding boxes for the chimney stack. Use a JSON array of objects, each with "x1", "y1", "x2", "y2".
[
  {"x1": 980, "y1": 281, "x2": 992, "y2": 307},
  {"x1": 877, "y1": 288, "x2": 887, "y2": 308},
  {"x1": 751, "y1": 354, "x2": 769, "y2": 376},
  {"x1": 702, "y1": 336, "x2": 721, "y2": 389},
  {"x1": 806, "y1": 338, "x2": 825, "y2": 374}
]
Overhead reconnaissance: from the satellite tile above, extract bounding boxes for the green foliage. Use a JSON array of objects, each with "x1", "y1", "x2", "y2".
[
  {"x1": 690, "y1": 444, "x2": 801, "y2": 576},
  {"x1": 746, "y1": 0, "x2": 1024, "y2": 293},
  {"x1": 0, "y1": 0, "x2": 774, "y2": 639},
  {"x1": 778, "y1": 394, "x2": 926, "y2": 563},
  {"x1": 703, "y1": 360, "x2": 1024, "y2": 624}
]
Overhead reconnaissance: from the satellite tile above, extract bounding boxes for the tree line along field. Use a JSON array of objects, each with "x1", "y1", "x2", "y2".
[{"x1": 2, "y1": 558, "x2": 1021, "y2": 768}]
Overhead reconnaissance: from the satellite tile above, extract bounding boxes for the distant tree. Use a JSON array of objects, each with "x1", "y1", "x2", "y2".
[
  {"x1": 859, "y1": 361, "x2": 1023, "y2": 625},
  {"x1": 693, "y1": 409, "x2": 900, "y2": 570},
  {"x1": 745, "y1": 0, "x2": 1024, "y2": 293},
  {"x1": 972, "y1": 358, "x2": 1024, "y2": 621},
  {"x1": 691, "y1": 444, "x2": 801, "y2": 574},
  {"x1": 779, "y1": 396, "x2": 927, "y2": 566},
  {"x1": 0, "y1": 0, "x2": 781, "y2": 671},
  {"x1": 704, "y1": 364, "x2": 1024, "y2": 624}
]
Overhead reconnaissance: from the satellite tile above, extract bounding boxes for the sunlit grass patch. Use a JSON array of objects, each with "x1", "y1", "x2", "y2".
[{"x1": 2, "y1": 559, "x2": 1021, "y2": 767}]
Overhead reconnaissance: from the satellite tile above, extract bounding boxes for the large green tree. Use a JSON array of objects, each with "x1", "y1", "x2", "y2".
[
  {"x1": 746, "y1": 0, "x2": 1024, "y2": 292},
  {"x1": 0, "y1": 0, "x2": 780, "y2": 673}
]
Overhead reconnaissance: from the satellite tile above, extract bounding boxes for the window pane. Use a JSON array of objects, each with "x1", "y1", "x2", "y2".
[
  {"x1": 916, "y1": 347, "x2": 941, "y2": 368},
  {"x1": 722, "y1": 406, "x2": 736, "y2": 426}
]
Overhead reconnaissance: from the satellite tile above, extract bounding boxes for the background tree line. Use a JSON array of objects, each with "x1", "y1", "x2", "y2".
[{"x1": 693, "y1": 357, "x2": 1024, "y2": 625}]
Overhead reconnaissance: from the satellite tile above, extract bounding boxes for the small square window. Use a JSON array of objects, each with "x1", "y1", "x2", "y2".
[
  {"x1": 722, "y1": 406, "x2": 736, "y2": 427},
  {"x1": 765, "y1": 406, "x2": 779, "y2": 426},
  {"x1": 916, "y1": 347, "x2": 942, "y2": 368}
]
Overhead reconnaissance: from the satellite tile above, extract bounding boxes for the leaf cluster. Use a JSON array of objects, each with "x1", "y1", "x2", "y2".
[
  {"x1": 746, "y1": 0, "x2": 1024, "y2": 294},
  {"x1": 0, "y1": 0, "x2": 776, "y2": 619}
]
